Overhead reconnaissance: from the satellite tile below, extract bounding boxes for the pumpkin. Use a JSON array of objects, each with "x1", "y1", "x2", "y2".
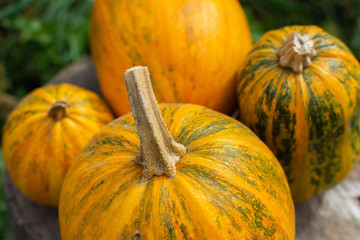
[
  {"x1": 236, "y1": 25, "x2": 360, "y2": 202},
  {"x1": 59, "y1": 67, "x2": 295, "y2": 239},
  {"x1": 90, "y1": 0, "x2": 252, "y2": 116},
  {"x1": 2, "y1": 83, "x2": 114, "y2": 206}
]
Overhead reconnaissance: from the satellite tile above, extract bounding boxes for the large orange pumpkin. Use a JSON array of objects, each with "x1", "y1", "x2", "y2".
[
  {"x1": 236, "y1": 25, "x2": 360, "y2": 202},
  {"x1": 2, "y1": 83, "x2": 114, "y2": 206},
  {"x1": 59, "y1": 67, "x2": 294, "y2": 239},
  {"x1": 90, "y1": 0, "x2": 252, "y2": 116}
]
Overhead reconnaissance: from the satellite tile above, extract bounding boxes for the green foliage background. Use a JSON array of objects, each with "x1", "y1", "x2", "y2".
[
  {"x1": 0, "y1": 0, "x2": 93, "y2": 98},
  {"x1": 0, "y1": 0, "x2": 360, "y2": 238}
]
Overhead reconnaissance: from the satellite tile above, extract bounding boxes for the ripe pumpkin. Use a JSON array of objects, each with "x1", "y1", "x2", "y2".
[
  {"x1": 236, "y1": 25, "x2": 360, "y2": 202},
  {"x1": 2, "y1": 83, "x2": 114, "y2": 206},
  {"x1": 90, "y1": 0, "x2": 252, "y2": 116},
  {"x1": 59, "y1": 67, "x2": 295, "y2": 239}
]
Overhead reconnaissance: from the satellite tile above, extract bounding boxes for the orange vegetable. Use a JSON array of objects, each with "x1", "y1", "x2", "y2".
[
  {"x1": 2, "y1": 83, "x2": 114, "y2": 206},
  {"x1": 237, "y1": 25, "x2": 360, "y2": 202},
  {"x1": 59, "y1": 67, "x2": 294, "y2": 239},
  {"x1": 90, "y1": 0, "x2": 252, "y2": 116}
]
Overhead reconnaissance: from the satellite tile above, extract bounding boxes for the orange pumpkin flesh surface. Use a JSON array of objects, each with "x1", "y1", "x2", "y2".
[
  {"x1": 236, "y1": 25, "x2": 360, "y2": 202},
  {"x1": 90, "y1": 0, "x2": 252, "y2": 116},
  {"x1": 2, "y1": 83, "x2": 114, "y2": 206},
  {"x1": 59, "y1": 68, "x2": 295, "y2": 239}
]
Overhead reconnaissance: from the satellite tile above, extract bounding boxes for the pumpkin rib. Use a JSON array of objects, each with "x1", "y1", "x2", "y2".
[
  {"x1": 158, "y1": 177, "x2": 206, "y2": 239},
  {"x1": 179, "y1": 164, "x2": 291, "y2": 239},
  {"x1": 15, "y1": 120, "x2": 54, "y2": 203},
  {"x1": 180, "y1": 156, "x2": 292, "y2": 236},
  {"x1": 69, "y1": 156, "x2": 140, "y2": 210},
  {"x1": 64, "y1": 114, "x2": 115, "y2": 147},
  {"x1": 99, "y1": 178, "x2": 152, "y2": 240},
  {"x1": 259, "y1": 70, "x2": 286, "y2": 147},
  {"x1": 65, "y1": 115, "x2": 106, "y2": 134},
  {"x1": 90, "y1": 122, "x2": 140, "y2": 154},
  {"x1": 79, "y1": 172, "x2": 144, "y2": 239},
  {"x1": 288, "y1": 73, "x2": 311, "y2": 195},
  {"x1": 316, "y1": 48, "x2": 355, "y2": 59},
  {"x1": 43, "y1": 120, "x2": 70, "y2": 203},
  {"x1": 184, "y1": 138, "x2": 288, "y2": 199},
  {"x1": 7, "y1": 118, "x2": 50, "y2": 179},
  {"x1": 170, "y1": 175, "x2": 217, "y2": 237},
  {"x1": 238, "y1": 65, "x2": 279, "y2": 108},
  {"x1": 29, "y1": 88, "x2": 56, "y2": 104},
  {"x1": 310, "y1": 64, "x2": 350, "y2": 120},
  {"x1": 178, "y1": 170, "x2": 243, "y2": 238},
  {"x1": 45, "y1": 122, "x2": 65, "y2": 202},
  {"x1": 312, "y1": 56, "x2": 360, "y2": 94},
  {"x1": 61, "y1": 161, "x2": 142, "y2": 231},
  {"x1": 237, "y1": 66, "x2": 281, "y2": 147},
  {"x1": 177, "y1": 122, "x2": 236, "y2": 149},
  {"x1": 298, "y1": 70, "x2": 347, "y2": 197},
  {"x1": 58, "y1": 120, "x2": 89, "y2": 175},
  {"x1": 67, "y1": 108, "x2": 113, "y2": 120},
  {"x1": 3, "y1": 113, "x2": 47, "y2": 146},
  {"x1": 302, "y1": 67, "x2": 353, "y2": 190},
  {"x1": 8, "y1": 105, "x2": 50, "y2": 114},
  {"x1": 169, "y1": 172, "x2": 240, "y2": 239}
]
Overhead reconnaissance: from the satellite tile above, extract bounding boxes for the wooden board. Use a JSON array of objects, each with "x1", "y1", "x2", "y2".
[
  {"x1": 295, "y1": 162, "x2": 360, "y2": 240},
  {"x1": 3, "y1": 57, "x2": 360, "y2": 239}
]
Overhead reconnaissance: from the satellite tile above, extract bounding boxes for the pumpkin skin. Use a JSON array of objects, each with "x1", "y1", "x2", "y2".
[
  {"x1": 2, "y1": 83, "x2": 114, "y2": 206},
  {"x1": 90, "y1": 0, "x2": 252, "y2": 116},
  {"x1": 59, "y1": 104, "x2": 295, "y2": 239},
  {"x1": 236, "y1": 25, "x2": 360, "y2": 202}
]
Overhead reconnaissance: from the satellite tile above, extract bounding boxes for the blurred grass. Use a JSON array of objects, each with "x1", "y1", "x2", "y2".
[
  {"x1": 0, "y1": 0, "x2": 93, "y2": 99},
  {"x1": 0, "y1": 0, "x2": 360, "y2": 238}
]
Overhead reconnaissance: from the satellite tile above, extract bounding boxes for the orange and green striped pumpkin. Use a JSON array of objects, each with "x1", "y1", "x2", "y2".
[
  {"x1": 2, "y1": 83, "x2": 114, "y2": 206},
  {"x1": 236, "y1": 25, "x2": 360, "y2": 202},
  {"x1": 90, "y1": 0, "x2": 252, "y2": 116},
  {"x1": 59, "y1": 67, "x2": 295, "y2": 239}
]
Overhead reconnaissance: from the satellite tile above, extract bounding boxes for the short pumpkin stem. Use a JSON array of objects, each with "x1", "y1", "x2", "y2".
[
  {"x1": 278, "y1": 31, "x2": 317, "y2": 74},
  {"x1": 124, "y1": 67, "x2": 186, "y2": 181},
  {"x1": 48, "y1": 101, "x2": 71, "y2": 121}
]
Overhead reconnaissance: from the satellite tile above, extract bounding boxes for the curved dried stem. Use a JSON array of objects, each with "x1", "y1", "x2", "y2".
[{"x1": 124, "y1": 67, "x2": 186, "y2": 181}]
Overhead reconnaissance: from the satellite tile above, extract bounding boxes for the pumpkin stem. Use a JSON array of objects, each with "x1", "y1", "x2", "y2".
[
  {"x1": 124, "y1": 66, "x2": 186, "y2": 181},
  {"x1": 48, "y1": 101, "x2": 71, "y2": 121},
  {"x1": 278, "y1": 31, "x2": 317, "y2": 74}
]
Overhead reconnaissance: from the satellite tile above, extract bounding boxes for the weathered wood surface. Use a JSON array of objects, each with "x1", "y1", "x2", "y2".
[
  {"x1": 48, "y1": 57, "x2": 103, "y2": 98},
  {"x1": 4, "y1": 57, "x2": 360, "y2": 239},
  {"x1": 4, "y1": 170, "x2": 60, "y2": 240},
  {"x1": 295, "y1": 162, "x2": 360, "y2": 240}
]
